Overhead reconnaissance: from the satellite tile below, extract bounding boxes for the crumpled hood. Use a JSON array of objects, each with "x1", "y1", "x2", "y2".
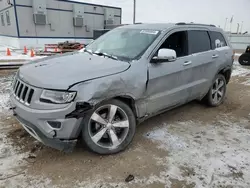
[{"x1": 19, "y1": 52, "x2": 130, "y2": 90}]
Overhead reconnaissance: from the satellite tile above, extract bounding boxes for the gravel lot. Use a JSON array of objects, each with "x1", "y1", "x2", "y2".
[{"x1": 0, "y1": 62, "x2": 250, "y2": 188}]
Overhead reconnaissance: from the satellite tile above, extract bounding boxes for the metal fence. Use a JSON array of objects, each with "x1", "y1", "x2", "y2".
[{"x1": 228, "y1": 34, "x2": 250, "y2": 51}]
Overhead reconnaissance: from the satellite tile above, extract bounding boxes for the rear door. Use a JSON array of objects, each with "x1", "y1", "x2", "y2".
[{"x1": 186, "y1": 29, "x2": 215, "y2": 99}]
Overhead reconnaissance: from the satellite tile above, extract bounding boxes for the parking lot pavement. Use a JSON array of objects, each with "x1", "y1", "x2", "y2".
[{"x1": 0, "y1": 63, "x2": 250, "y2": 188}]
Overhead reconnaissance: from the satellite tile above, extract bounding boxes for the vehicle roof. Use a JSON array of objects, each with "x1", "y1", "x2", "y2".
[
  {"x1": 120, "y1": 23, "x2": 176, "y2": 30},
  {"x1": 119, "y1": 23, "x2": 223, "y2": 32}
]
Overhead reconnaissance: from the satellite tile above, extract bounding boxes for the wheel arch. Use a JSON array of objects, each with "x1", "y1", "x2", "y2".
[
  {"x1": 112, "y1": 95, "x2": 138, "y2": 118},
  {"x1": 217, "y1": 66, "x2": 232, "y2": 84}
]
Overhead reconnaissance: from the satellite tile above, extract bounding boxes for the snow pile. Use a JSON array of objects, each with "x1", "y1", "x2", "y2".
[{"x1": 145, "y1": 118, "x2": 250, "y2": 187}]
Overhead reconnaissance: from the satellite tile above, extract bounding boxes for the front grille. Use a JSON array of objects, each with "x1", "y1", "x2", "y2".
[{"x1": 12, "y1": 78, "x2": 35, "y2": 105}]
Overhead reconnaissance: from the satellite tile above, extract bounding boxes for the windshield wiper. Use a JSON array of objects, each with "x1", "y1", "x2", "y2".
[
  {"x1": 93, "y1": 51, "x2": 118, "y2": 60},
  {"x1": 84, "y1": 49, "x2": 93, "y2": 55}
]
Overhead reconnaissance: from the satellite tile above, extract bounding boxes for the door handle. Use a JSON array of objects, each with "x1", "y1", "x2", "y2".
[
  {"x1": 183, "y1": 61, "x2": 192, "y2": 66},
  {"x1": 212, "y1": 54, "x2": 219, "y2": 58}
]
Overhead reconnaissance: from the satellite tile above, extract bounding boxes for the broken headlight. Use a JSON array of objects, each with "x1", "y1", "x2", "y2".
[{"x1": 40, "y1": 90, "x2": 76, "y2": 104}]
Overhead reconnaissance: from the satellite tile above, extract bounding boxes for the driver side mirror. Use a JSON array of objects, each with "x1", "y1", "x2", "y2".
[{"x1": 151, "y1": 48, "x2": 177, "y2": 63}]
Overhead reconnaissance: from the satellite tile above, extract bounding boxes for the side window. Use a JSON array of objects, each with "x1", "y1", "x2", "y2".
[
  {"x1": 5, "y1": 11, "x2": 10, "y2": 25},
  {"x1": 188, "y1": 30, "x2": 211, "y2": 54},
  {"x1": 1, "y1": 14, "x2": 4, "y2": 26},
  {"x1": 158, "y1": 31, "x2": 188, "y2": 57},
  {"x1": 209, "y1": 31, "x2": 227, "y2": 49}
]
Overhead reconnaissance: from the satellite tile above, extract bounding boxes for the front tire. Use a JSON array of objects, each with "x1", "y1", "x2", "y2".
[
  {"x1": 81, "y1": 99, "x2": 136, "y2": 154},
  {"x1": 204, "y1": 74, "x2": 227, "y2": 107}
]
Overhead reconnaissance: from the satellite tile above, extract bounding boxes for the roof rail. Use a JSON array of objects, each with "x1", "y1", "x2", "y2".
[{"x1": 176, "y1": 22, "x2": 216, "y2": 27}]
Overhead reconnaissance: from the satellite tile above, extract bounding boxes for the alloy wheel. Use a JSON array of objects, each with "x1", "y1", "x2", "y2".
[
  {"x1": 88, "y1": 104, "x2": 130, "y2": 149},
  {"x1": 211, "y1": 77, "x2": 225, "y2": 104}
]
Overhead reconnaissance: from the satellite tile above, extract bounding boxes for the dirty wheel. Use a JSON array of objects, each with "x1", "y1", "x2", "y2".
[
  {"x1": 204, "y1": 74, "x2": 227, "y2": 107},
  {"x1": 82, "y1": 99, "x2": 136, "y2": 154}
]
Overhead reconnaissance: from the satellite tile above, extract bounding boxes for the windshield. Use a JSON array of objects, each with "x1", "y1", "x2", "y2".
[{"x1": 85, "y1": 28, "x2": 160, "y2": 61}]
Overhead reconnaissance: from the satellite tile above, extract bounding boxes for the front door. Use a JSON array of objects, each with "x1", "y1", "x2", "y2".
[{"x1": 146, "y1": 30, "x2": 193, "y2": 114}]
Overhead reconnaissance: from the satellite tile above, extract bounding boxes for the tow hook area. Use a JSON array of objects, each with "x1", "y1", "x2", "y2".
[
  {"x1": 65, "y1": 102, "x2": 93, "y2": 119},
  {"x1": 9, "y1": 107, "x2": 17, "y2": 116}
]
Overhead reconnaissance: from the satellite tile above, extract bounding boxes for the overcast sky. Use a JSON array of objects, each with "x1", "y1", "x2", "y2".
[{"x1": 76, "y1": 0, "x2": 250, "y2": 32}]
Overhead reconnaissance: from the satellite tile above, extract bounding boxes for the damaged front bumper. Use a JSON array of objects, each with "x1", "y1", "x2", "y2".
[
  {"x1": 15, "y1": 114, "x2": 77, "y2": 152},
  {"x1": 10, "y1": 94, "x2": 83, "y2": 152}
]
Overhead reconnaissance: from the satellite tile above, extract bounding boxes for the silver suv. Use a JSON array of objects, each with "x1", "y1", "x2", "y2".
[{"x1": 11, "y1": 23, "x2": 234, "y2": 154}]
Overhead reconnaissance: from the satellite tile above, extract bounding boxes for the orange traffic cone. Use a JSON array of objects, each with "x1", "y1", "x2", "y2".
[
  {"x1": 30, "y1": 49, "x2": 35, "y2": 57},
  {"x1": 23, "y1": 46, "x2": 28, "y2": 54},
  {"x1": 6, "y1": 48, "x2": 11, "y2": 56}
]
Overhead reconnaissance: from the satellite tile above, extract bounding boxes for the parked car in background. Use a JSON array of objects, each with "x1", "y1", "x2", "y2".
[
  {"x1": 239, "y1": 45, "x2": 250, "y2": 65},
  {"x1": 11, "y1": 23, "x2": 234, "y2": 154}
]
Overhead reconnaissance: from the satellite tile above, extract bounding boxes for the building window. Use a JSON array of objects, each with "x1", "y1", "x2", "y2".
[
  {"x1": 1, "y1": 14, "x2": 4, "y2": 26},
  {"x1": 6, "y1": 11, "x2": 10, "y2": 25}
]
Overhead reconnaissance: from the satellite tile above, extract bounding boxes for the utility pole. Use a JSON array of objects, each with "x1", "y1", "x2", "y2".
[
  {"x1": 240, "y1": 21, "x2": 244, "y2": 34},
  {"x1": 133, "y1": 0, "x2": 136, "y2": 24},
  {"x1": 229, "y1": 15, "x2": 233, "y2": 34},
  {"x1": 224, "y1": 18, "x2": 228, "y2": 31},
  {"x1": 237, "y1": 23, "x2": 240, "y2": 33}
]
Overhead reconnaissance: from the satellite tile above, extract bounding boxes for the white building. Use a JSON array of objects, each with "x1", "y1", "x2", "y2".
[{"x1": 0, "y1": 0, "x2": 122, "y2": 48}]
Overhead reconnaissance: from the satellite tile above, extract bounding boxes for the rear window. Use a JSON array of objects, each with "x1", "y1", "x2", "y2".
[
  {"x1": 188, "y1": 30, "x2": 211, "y2": 54},
  {"x1": 209, "y1": 31, "x2": 227, "y2": 49}
]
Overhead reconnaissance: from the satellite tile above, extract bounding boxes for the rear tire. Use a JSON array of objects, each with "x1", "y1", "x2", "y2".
[
  {"x1": 81, "y1": 99, "x2": 136, "y2": 155},
  {"x1": 203, "y1": 74, "x2": 227, "y2": 107},
  {"x1": 239, "y1": 53, "x2": 250, "y2": 66}
]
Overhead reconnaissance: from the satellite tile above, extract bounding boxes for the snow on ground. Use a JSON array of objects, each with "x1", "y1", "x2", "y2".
[
  {"x1": 232, "y1": 61, "x2": 250, "y2": 77},
  {"x1": 0, "y1": 75, "x2": 56, "y2": 188},
  {"x1": 242, "y1": 80, "x2": 250, "y2": 86},
  {"x1": 145, "y1": 117, "x2": 250, "y2": 187},
  {"x1": 0, "y1": 128, "x2": 54, "y2": 188},
  {"x1": 234, "y1": 53, "x2": 242, "y2": 57},
  {"x1": 0, "y1": 51, "x2": 46, "y2": 61},
  {"x1": 0, "y1": 60, "x2": 249, "y2": 187},
  {"x1": 0, "y1": 74, "x2": 13, "y2": 116},
  {"x1": 0, "y1": 44, "x2": 46, "y2": 62},
  {"x1": 0, "y1": 45, "x2": 16, "y2": 51},
  {"x1": 0, "y1": 131, "x2": 28, "y2": 181}
]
